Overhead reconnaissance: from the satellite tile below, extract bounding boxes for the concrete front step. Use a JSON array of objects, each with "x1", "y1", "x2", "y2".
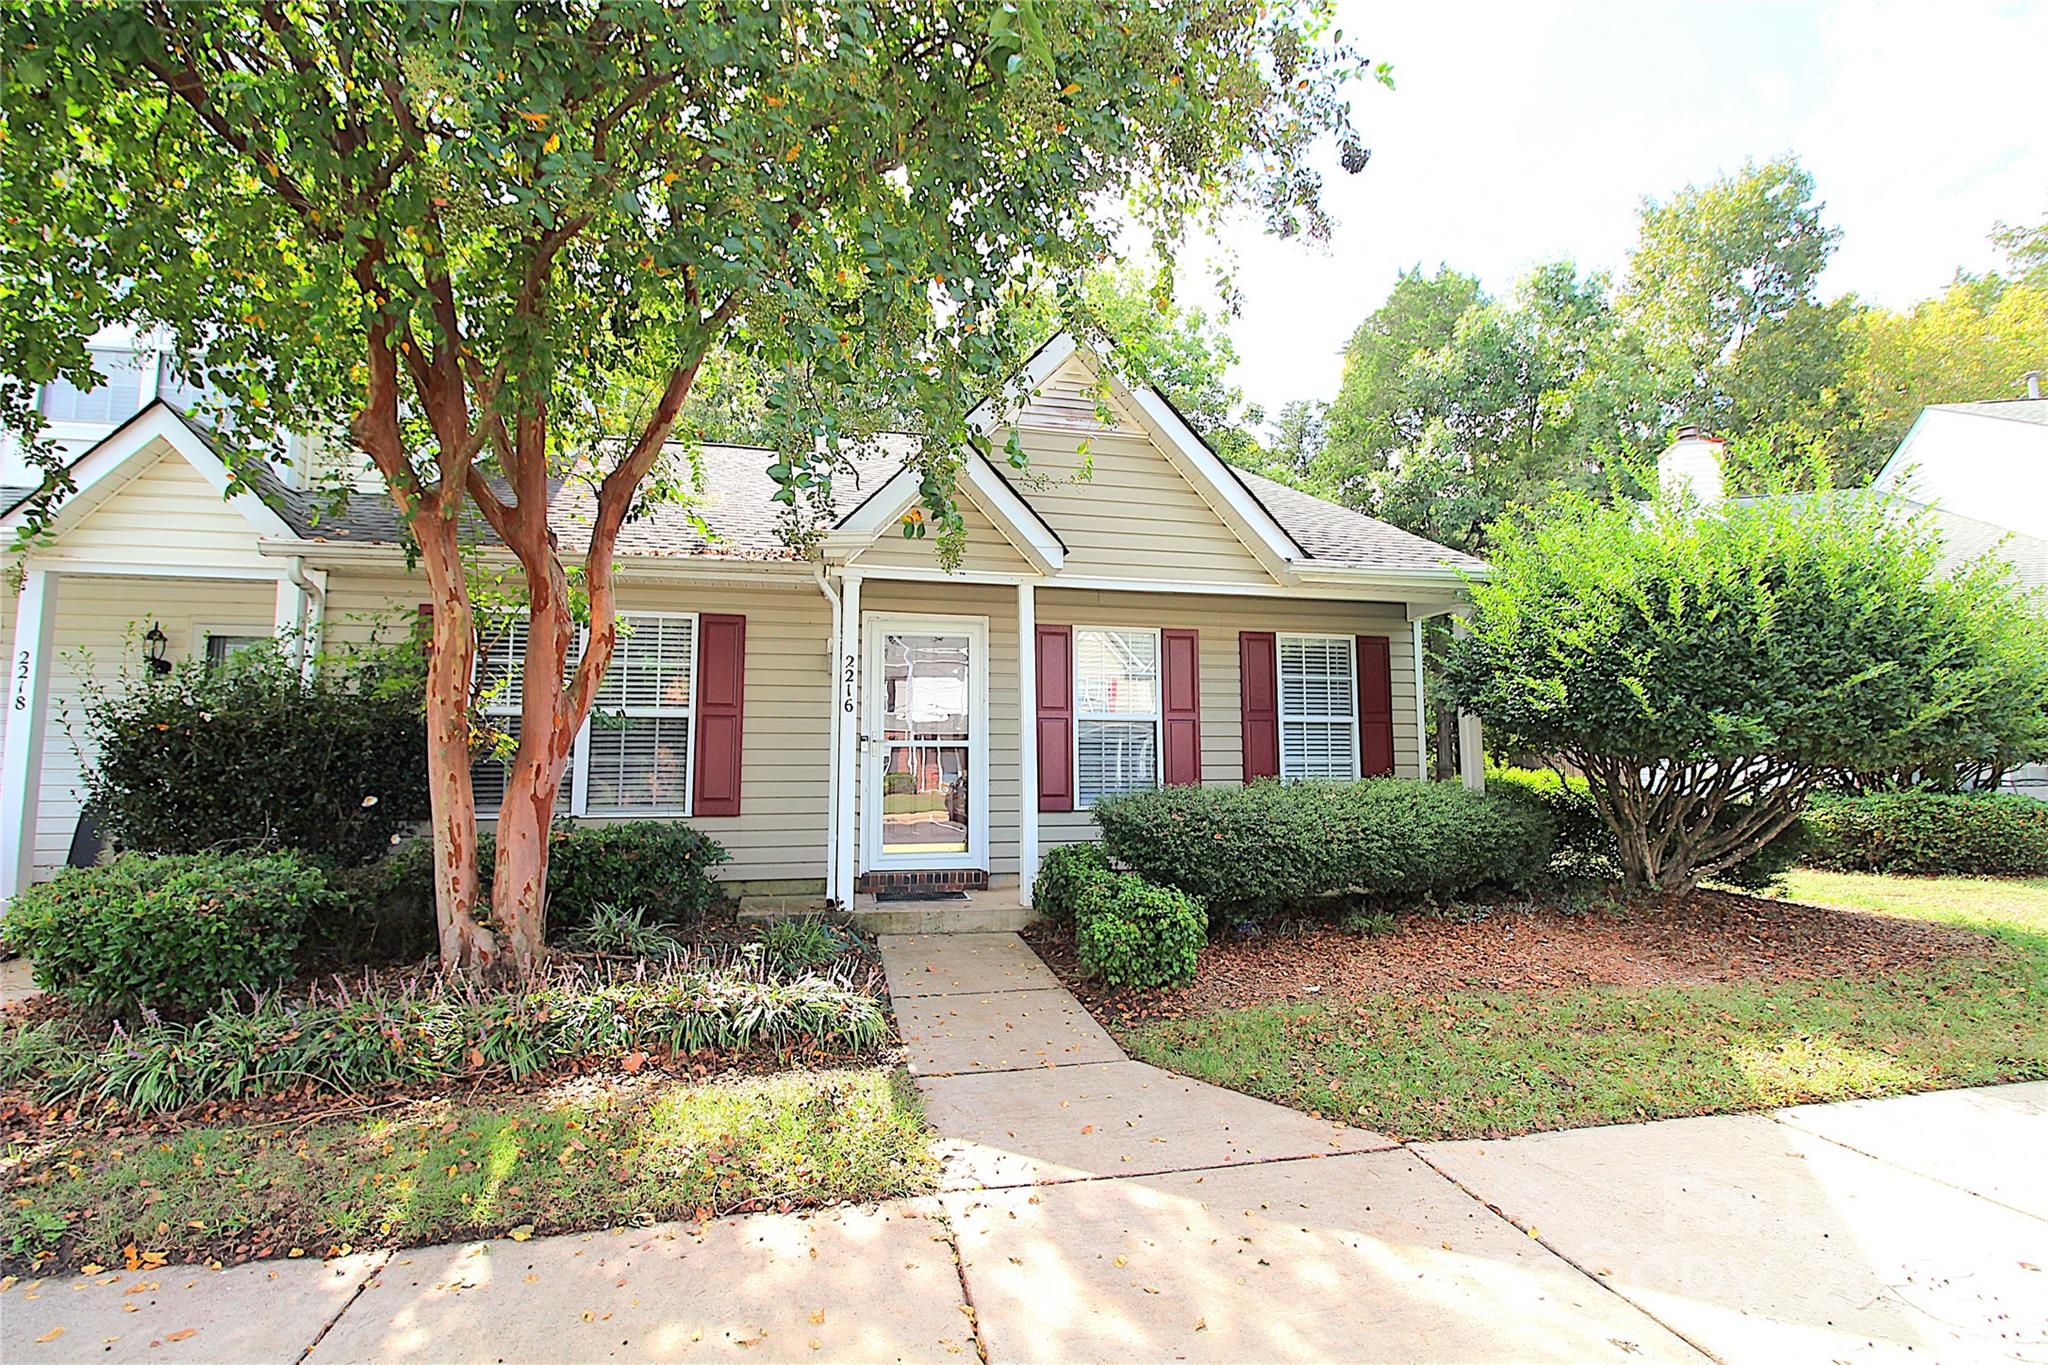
[{"x1": 740, "y1": 887, "x2": 1039, "y2": 935}]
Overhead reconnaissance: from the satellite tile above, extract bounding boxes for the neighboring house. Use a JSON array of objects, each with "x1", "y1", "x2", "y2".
[
  {"x1": 1660, "y1": 396, "x2": 2048, "y2": 799},
  {"x1": 0, "y1": 334, "x2": 1487, "y2": 909}
]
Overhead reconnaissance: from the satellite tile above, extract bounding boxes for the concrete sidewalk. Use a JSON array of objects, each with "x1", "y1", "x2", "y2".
[{"x1": 6, "y1": 932, "x2": 2045, "y2": 1363}]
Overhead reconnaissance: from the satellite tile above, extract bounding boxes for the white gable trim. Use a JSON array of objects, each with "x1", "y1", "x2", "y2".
[
  {"x1": 967, "y1": 333, "x2": 1306, "y2": 584},
  {"x1": 824, "y1": 447, "x2": 1066, "y2": 574},
  {"x1": 2, "y1": 400, "x2": 298, "y2": 543}
]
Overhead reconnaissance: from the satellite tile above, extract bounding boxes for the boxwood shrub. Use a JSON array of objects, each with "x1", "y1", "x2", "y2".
[
  {"x1": 0, "y1": 851, "x2": 340, "y2": 1014},
  {"x1": 1802, "y1": 790, "x2": 2048, "y2": 876},
  {"x1": 1091, "y1": 779, "x2": 1553, "y2": 918},
  {"x1": 1031, "y1": 842, "x2": 1113, "y2": 925},
  {"x1": 1074, "y1": 872, "x2": 1205, "y2": 990}
]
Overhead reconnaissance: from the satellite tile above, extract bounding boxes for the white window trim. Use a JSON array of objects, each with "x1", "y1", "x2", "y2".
[
  {"x1": 190, "y1": 623, "x2": 274, "y2": 670},
  {"x1": 1276, "y1": 631, "x2": 1361, "y2": 783},
  {"x1": 474, "y1": 610, "x2": 700, "y2": 820},
  {"x1": 1071, "y1": 624, "x2": 1163, "y2": 810}
]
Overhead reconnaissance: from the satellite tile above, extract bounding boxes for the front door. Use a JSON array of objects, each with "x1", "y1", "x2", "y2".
[{"x1": 861, "y1": 614, "x2": 988, "y2": 873}]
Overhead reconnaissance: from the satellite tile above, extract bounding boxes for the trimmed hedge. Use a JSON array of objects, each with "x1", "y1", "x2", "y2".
[
  {"x1": 1, "y1": 851, "x2": 339, "y2": 1014},
  {"x1": 339, "y1": 820, "x2": 730, "y2": 957},
  {"x1": 1092, "y1": 779, "x2": 1553, "y2": 917},
  {"x1": 1074, "y1": 873, "x2": 1206, "y2": 990},
  {"x1": 1488, "y1": 766, "x2": 1805, "y2": 891},
  {"x1": 1032, "y1": 842, "x2": 1113, "y2": 925},
  {"x1": 1802, "y1": 790, "x2": 2048, "y2": 876},
  {"x1": 12, "y1": 955, "x2": 887, "y2": 1116}
]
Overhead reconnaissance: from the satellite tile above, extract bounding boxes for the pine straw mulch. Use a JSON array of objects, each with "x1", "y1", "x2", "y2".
[{"x1": 1027, "y1": 890, "x2": 2011, "y2": 1026}]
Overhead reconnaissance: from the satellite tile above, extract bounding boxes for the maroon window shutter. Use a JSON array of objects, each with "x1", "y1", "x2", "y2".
[
  {"x1": 1357, "y1": 634, "x2": 1396, "y2": 778},
  {"x1": 1036, "y1": 624, "x2": 1074, "y2": 812},
  {"x1": 692, "y1": 614, "x2": 746, "y2": 816},
  {"x1": 1239, "y1": 631, "x2": 1279, "y2": 781},
  {"x1": 1161, "y1": 628, "x2": 1201, "y2": 786}
]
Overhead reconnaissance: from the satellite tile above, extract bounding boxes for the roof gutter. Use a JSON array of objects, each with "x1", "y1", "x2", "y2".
[{"x1": 254, "y1": 537, "x2": 816, "y2": 583}]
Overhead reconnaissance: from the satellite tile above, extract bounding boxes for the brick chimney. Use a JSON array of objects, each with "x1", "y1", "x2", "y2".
[{"x1": 1659, "y1": 425, "x2": 1726, "y2": 504}]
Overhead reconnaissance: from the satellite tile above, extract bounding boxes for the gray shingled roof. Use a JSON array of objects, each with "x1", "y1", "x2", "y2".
[
  {"x1": 260, "y1": 440, "x2": 1479, "y2": 575},
  {"x1": 1932, "y1": 398, "x2": 2048, "y2": 427},
  {"x1": 1238, "y1": 469, "x2": 1488, "y2": 574},
  {"x1": 1913, "y1": 502, "x2": 2048, "y2": 591},
  {"x1": 7, "y1": 400, "x2": 1482, "y2": 576}
]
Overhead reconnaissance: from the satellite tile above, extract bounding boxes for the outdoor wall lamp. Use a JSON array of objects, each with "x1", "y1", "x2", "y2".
[{"x1": 143, "y1": 622, "x2": 171, "y2": 676}]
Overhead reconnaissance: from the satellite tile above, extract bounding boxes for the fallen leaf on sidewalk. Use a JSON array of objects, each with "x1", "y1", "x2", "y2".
[
  {"x1": 166, "y1": 1329, "x2": 197, "y2": 1342},
  {"x1": 35, "y1": 1327, "x2": 64, "y2": 1343}
]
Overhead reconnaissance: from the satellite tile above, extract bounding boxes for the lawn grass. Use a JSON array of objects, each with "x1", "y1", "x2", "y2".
[
  {"x1": 1, "y1": 1066, "x2": 934, "y2": 1273},
  {"x1": 1121, "y1": 871, "x2": 2048, "y2": 1142}
]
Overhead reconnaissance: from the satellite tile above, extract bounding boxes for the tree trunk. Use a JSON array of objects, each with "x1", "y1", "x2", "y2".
[
  {"x1": 415, "y1": 512, "x2": 498, "y2": 974},
  {"x1": 489, "y1": 555, "x2": 581, "y2": 977}
]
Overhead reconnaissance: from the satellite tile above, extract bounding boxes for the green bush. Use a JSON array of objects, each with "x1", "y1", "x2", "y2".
[
  {"x1": 0, "y1": 851, "x2": 340, "y2": 1014},
  {"x1": 1487, "y1": 765, "x2": 1803, "y2": 891},
  {"x1": 342, "y1": 820, "x2": 731, "y2": 950},
  {"x1": 1074, "y1": 873, "x2": 1206, "y2": 990},
  {"x1": 757, "y1": 918, "x2": 849, "y2": 974},
  {"x1": 1443, "y1": 486, "x2": 2048, "y2": 891},
  {"x1": 1092, "y1": 779, "x2": 1553, "y2": 918},
  {"x1": 20, "y1": 955, "x2": 887, "y2": 1115},
  {"x1": 1032, "y1": 842, "x2": 1114, "y2": 924},
  {"x1": 1802, "y1": 790, "x2": 2048, "y2": 876},
  {"x1": 79, "y1": 638, "x2": 430, "y2": 867}
]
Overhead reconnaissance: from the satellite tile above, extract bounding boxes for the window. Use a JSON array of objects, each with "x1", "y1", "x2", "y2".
[
  {"x1": 1073, "y1": 627, "x2": 1160, "y2": 807},
  {"x1": 584, "y1": 613, "x2": 694, "y2": 814},
  {"x1": 1278, "y1": 635, "x2": 1358, "y2": 782},
  {"x1": 204, "y1": 632, "x2": 270, "y2": 672},
  {"x1": 39, "y1": 347, "x2": 146, "y2": 425},
  {"x1": 471, "y1": 612, "x2": 695, "y2": 818}
]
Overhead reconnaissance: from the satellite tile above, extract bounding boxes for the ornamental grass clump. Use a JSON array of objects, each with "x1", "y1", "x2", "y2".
[{"x1": 24, "y1": 953, "x2": 888, "y2": 1116}]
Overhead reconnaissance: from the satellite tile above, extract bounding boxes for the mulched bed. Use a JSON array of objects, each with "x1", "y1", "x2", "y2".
[{"x1": 1029, "y1": 890, "x2": 2009, "y2": 1025}]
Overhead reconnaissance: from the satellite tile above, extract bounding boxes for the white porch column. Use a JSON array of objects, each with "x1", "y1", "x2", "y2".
[
  {"x1": 1452, "y1": 613, "x2": 1485, "y2": 792},
  {"x1": 1016, "y1": 580, "x2": 1038, "y2": 905},
  {"x1": 2, "y1": 567, "x2": 59, "y2": 898},
  {"x1": 1410, "y1": 616, "x2": 1429, "y2": 781},
  {"x1": 834, "y1": 571, "x2": 862, "y2": 907}
]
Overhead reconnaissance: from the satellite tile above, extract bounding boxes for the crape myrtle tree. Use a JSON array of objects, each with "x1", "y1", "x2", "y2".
[
  {"x1": 0, "y1": 1, "x2": 1378, "y2": 975},
  {"x1": 1441, "y1": 484, "x2": 2048, "y2": 892}
]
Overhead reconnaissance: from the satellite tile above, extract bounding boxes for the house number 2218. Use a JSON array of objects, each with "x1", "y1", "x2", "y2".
[{"x1": 12, "y1": 649, "x2": 28, "y2": 709}]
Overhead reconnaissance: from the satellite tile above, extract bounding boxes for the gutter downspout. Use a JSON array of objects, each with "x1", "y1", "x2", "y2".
[
  {"x1": 813, "y1": 562, "x2": 842, "y2": 908},
  {"x1": 283, "y1": 556, "x2": 326, "y2": 681}
]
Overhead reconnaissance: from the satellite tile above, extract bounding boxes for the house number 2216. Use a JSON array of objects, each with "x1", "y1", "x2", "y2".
[{"x1": 841, "y1": 653, "x2": 856, "y2": 714}]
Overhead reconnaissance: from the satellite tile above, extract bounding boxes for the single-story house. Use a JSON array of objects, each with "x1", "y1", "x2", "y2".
[{"x1": 0, "y1": 334, "x2": 1488, "y2": 911}]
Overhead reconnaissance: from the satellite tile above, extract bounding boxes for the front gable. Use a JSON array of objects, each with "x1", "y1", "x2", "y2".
[
  {"x1": 979, "y1": 342, "x2": 1300, "y2": 588},
  {"x1": 6, "y1": 403, "x2": 294, "y2": 574}
]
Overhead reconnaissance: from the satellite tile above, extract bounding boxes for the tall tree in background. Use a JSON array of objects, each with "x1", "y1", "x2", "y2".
[
  {"x1": 1844, "y1": 214, "x2": 2048, "y2": 478},
  {"x1": 1315, "y1": 265, "x2": 1482, "y2": 499},
  {"x1": 2, "y1": 0, "x2": 1373, "y2": 975}
]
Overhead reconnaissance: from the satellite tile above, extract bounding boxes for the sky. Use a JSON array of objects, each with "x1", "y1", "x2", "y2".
[{"x1": 1201, "y1": 0, "x2": 2048, "y2": 427}]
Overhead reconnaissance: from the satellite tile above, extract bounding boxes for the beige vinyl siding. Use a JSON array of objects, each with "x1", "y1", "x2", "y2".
[
  {"x1": 25, "y1": 573, "x2": 278, "y2": 878},
  {"x1": 44, "y1": 447, "x2": 278, "y2": 575},
  {"x1": 1002, "y1": 356, "x2": 1276, "y2": 588},
  {"x1": 851, "y1": 490, "x2": 1033, "y2": 575},
  {"x1": 321, "y1": 567, "x2": 835, "y2": 886},
  {"x1": 857, "y1": 580, "x2": 1021, "y2": 880},
  {"x1": 1035, "y1": 588, "x2": 1420, "y2": 850}
]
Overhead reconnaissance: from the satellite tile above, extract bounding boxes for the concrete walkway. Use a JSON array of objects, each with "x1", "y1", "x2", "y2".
[{"x1": 6, "y1": 931, "x2": 2045, "y2": 1363}]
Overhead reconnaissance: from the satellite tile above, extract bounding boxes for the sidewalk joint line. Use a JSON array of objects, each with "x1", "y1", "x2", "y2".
[
  {"x1": 893, "y1": 982, "x2": 1062, "y2": 999},
  {"x1": 1406, "y1": 1145, "x2": 1723, "y2": 1364},
  {"x1": 1766, "y1": 1109, "x2": 2048, "y2": 1226},
  {"x1": 292, "y1": 1248, "x2": 392, "y2": 1365},
  {"x1": 941, "y1": 1140, "x2": 1406, "y2": 1194},
  {"x1": 916, "y1": 1057, "x2": 1124, "y2": 1080}
]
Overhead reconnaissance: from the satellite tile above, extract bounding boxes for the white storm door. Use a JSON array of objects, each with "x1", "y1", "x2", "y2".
[{"x1": 861, "y1": 614, "x2": 989, "y2": 872}]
